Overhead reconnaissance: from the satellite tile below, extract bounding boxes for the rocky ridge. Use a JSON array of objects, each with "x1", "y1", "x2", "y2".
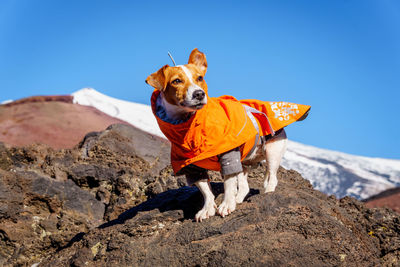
[
  {"x1": 0, "y1": 124, "x2": 176, "y2": 266},
  {"x1": 0, "y1": 124, "x2": 399, "y2": 266}
]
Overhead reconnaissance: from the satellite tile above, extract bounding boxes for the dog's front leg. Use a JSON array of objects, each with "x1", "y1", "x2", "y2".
[
  {"x1": 195, "y1": 179, "x2": 217, "y2": 222},
  {"x1": 217, "y1": 174, "x2": 238, "y2": 217}
]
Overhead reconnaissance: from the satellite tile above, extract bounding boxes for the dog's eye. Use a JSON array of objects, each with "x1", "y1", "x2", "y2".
[
  {"x1": 172, "y1": 79, "x2": 182, "y2": 85},
  {"x1": 197, "y1": 76, "x2": 203, "y2": 82}
]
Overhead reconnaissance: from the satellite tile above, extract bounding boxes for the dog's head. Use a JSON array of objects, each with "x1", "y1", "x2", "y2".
[{"x1": 146, "y1": 48, "x2": 208, "y2": 112}]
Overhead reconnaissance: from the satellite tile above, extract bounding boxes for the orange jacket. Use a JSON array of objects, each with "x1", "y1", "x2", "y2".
[{"x1": 151, "y1": 90, "x2": 310, "y2": 174}]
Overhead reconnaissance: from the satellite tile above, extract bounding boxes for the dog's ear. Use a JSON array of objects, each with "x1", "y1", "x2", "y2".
[
  {"x1": 188, "y1": 48, "x2": 207, "y2": 75},
  {"x1": 145, "y1": 65, "x2": 169, "y2": 91}
]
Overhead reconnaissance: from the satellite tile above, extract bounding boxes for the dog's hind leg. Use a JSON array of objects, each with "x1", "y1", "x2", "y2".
[
  {"x1": 264, "y1": 129, "x2": 287, "y2": 193},
  {"x1": 236, "y1": 170, "x2": 249, "y2": 203},
  {"x1": 195, "y1": 179, "x2": 217, "y2": 222},
  {"x1": 218, "y1": 174, "x2": 238, "y2": 217}
]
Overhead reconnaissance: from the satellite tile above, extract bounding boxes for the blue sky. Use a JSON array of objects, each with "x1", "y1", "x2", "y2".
[{"x1": 0, "y1": 0, "x2": 399, "y2": 159}]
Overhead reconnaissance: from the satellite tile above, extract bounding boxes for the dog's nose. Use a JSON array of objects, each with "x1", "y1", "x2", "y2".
[{"x1": 193, "y1": 90, "x2": 205, "y2": 100}]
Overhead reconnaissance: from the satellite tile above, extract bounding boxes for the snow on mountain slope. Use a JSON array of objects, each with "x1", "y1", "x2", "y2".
[
  {"x1": 72, "y1": 88, "x2": 400, "y2": 200},
  {"x1": 282, "y1": 141, "x2": 400, "y2": 199},
  {"x1": 1, "y1": 99, "x2": 13, "y2": 105},
  {"x1": 73, "y1": 88, "x2": 163, "y2": 138}
]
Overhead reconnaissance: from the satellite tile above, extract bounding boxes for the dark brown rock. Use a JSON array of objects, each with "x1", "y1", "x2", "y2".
[
  {"x1": 78, "y1": 124, "x2": 171, "y2": 175},
  {"x1": 1, "y1": 124, "x2": 399, "y2": 267},
  {"x1": 41, "y1": 167, "x2": 400, "y2": 267},
  {"x1": 0, "y1": 169, "x2": 104, "y2": 266},
  {"x1": 0, "y1": 124, "x2": 173, "y2": 266}
]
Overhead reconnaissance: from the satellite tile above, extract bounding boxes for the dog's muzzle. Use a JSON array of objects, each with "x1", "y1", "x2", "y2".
[{"x1": 180, "y1": 87, "x2": 207, "y2": 110}]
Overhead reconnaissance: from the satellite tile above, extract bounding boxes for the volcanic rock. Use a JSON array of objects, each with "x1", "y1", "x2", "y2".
[
  {"x1": 0, "y1": 123, "x2": 399, "y2": 266},
  {"x1": 0, "y1": 124, "x2": 176, "y2": 266},
  {"x1": 41, "y1": 166, "x2": 400, "y2": 267}
]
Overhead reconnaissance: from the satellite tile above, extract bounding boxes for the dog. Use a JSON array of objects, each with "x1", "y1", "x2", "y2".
[{"x1": 146, "y1": 48, "x2": 310, "y2": 222}]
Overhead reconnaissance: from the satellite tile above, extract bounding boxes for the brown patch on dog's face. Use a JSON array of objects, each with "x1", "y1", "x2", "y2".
[{"x1": 163, "y1": 66, "x2": 190, "y2": 105}]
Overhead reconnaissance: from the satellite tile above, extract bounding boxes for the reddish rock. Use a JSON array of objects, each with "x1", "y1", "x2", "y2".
[
  {"x1": 365, "y1": 187, "x2": 400, "y2": 214},
  {"x1": 0, "y1": 98, "x2": 129, "y2": 149},
  {"x1": 2, "y1": 95, "x2": 73, "y2": 107}
]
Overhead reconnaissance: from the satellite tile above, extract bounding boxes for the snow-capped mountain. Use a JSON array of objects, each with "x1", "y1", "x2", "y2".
[
  {"x1": 282, "y1": 142, "x2": 400, "y2": 199},
  {"x1": 72, "y1": 88, "x2": 400, "y2": 200}
]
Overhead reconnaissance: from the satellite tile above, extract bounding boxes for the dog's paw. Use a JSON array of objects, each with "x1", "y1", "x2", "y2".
[
  {"x1": 264, "y1": 180, "x2": 277, "y2": 193},
  {"x1": 264, "y1": 185, "x2": 276, "y2": 193},
  {"x1": 236, "y1": 184, "x2": 249, "y2": 203},
  {"x1": 235, "y1": 191, "x2": 248, "y2": 204},
  {"x1": 195, "y1": 202, "x2": 217, "y2": 222},
  {"x1": 264, "y1": 174, "x2": 278, "y2": 193},
  {"x1": 217, "y1": 199, "x2": 236, "y2": 217}
]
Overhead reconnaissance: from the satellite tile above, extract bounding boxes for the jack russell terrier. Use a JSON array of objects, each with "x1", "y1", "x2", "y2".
[{"x1": 146, "y1": 48, "x2": 310, "y2": 222}]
